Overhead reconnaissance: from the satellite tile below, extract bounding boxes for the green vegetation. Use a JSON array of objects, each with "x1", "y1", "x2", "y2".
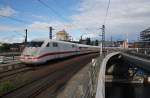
[
  {"x1": 0, "y1": 81, "x2": 15, "y2": 95},
  {"x1": 95, "y1": 40, "x2": 99, "y2": 46},
  {"x1": 86, "y1": 38, "x2": 91, "y2": 45},
  {"x1": 0, "y1": 43, "x2": 10, "y2": 52}
]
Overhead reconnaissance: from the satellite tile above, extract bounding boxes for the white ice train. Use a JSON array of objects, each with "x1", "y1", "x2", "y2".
[{"x1": 20, "y1": 39, "x2": 100, "y2": 64}]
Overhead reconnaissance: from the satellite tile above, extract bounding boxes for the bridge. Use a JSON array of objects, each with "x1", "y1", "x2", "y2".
[{"x1": 95, "y1": 49, "x2": 150, "y2": 98}]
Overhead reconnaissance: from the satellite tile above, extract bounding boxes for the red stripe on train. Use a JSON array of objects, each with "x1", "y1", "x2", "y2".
[
  {"x1": 36, "y1": 51, "x2": 78, "y2": 59},
  {"x1": 21, "y1": 50, "x2": 93, "y2": 60}
]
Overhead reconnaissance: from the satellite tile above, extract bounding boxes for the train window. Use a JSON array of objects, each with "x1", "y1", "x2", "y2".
[
  {"x1": 79, "y1": 47, "x2": 87, "y2": 49},
  {"x1": 53, "y1": 42, "x2": 58, "y2": 47},
  {"x1": 46, "y1": 43, "x2": 50, "y2": 47},
  {"x1": 27, "y1": 41, "x2": 43, "y2": 47},
  {"x1": 72, "y1": 44, "x2": 75, "y2": 48}
]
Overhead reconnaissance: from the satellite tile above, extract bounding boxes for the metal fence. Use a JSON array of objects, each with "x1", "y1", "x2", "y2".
[
  {"x1": 124, "y1": 48, "x2": 150, "y2": 60},
  {"x1": 0, "y1": 56, "x2": 20, "y2": 64},
  {"x1": 83, "y1": 56, "x2": 104, "y2": 98}
]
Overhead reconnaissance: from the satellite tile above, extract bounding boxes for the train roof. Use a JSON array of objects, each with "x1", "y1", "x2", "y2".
[
  {"x1": 31, "y1": 38, "x2": 100, "y2": 48},
  {"x1": 31, "y1": 38, "x2": 76, "y2": 45}
]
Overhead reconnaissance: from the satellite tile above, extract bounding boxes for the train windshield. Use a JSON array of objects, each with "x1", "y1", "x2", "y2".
[{"x1": 27, "y1": 41, "x2": 43, "y2": 47}]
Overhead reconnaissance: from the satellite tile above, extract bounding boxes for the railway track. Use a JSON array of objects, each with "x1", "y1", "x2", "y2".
[
  {"x1": 0, "y1": 54, "x2": 84, "y2": 79},
  {"x1": 2, "y1": 53, "x2": 99, "y2": 98},
  {"x1": 0, "y1": 66, "x2": 33, "y2": 79}
]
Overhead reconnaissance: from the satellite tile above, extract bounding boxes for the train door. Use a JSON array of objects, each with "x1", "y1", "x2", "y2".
[
  {"x1": 40, "y1": 41, "x2": 59, "y2": 61},
  {"x1": 40, "y1": 41, "x2": 53, "y2": 62},
  {"x1": 58, "y1": 43, "x2": 64, "y2": 58},
  {"x1": 51, "y1": 42, "x2": 59, "y2": 59},
  {"x1": 62, "y1": 43, "x2": 70, "y2": 57},
  {"x1": 71, "y1": 44, "x2": 76, "y2": 56}
]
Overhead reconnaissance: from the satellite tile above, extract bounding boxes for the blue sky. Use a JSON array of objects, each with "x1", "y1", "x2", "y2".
[
  {"x1": 0, "y1": 0, "x2": 150, "y2": 43},
  {"x1": 0, "y1": 0, "x2": 81, "y2": 42}
]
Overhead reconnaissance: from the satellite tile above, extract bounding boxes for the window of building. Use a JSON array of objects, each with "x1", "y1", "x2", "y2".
[{"x1": 53, "y1": 42, "x2": 58, "y2": 47}]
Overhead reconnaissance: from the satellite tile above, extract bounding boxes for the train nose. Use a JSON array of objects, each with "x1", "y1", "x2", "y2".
[
  {"x1": 20, "y1": 55, "x2": 38, "y2": 63},
  {"x1": 23, "y1": 47, "x2": 38, "y2": 56},
  {"x1": 20, "y1": 55, "x2": 34, "y2": 59}
]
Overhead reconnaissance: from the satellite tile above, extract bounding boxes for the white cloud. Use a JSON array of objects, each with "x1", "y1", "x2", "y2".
[
  {"x1": 0, "y1": 6, "x2": 16, "y2": 16},
  {"x1": 0, "y1": 37, "x2": 24, "y2": 43},
  {"x1": 26, "y1": 0, "x2": 150, "y2": 41},
  {"x1": 0, "y1": 24, "x2": 25, "y2": 43},
  {"x1": 70, "y1": 0, "x2": 150, "y2": 40},
  {"x1": 0, "y1": 25, "x2": 23, "y2": 32},
  {"x1": 31, "y1": 15, "x2": 51, "y2": 22},
  {"x1": 28, "y1": 21, "x2": 49, "y2": 31},
  {"x1": 27, "y1": 21, "x2": 75, "y2": 33},
  {"x1": 1, "y1": 0, "x2": 150, "y2": 42}
]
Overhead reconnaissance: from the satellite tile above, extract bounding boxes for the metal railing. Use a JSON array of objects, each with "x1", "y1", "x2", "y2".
[
  {"x1": 0, "y1": 56, "x2": 20, "y2": 64},
  {"x1": 124, "y1": 49, "x2": 150, "y2": 60}
]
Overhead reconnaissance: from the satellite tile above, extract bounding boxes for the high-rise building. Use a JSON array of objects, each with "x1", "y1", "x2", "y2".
[
  {"x1": 140, "y1": 28, "x2": 150, "y2": 41},
  {"x1": 140, "y1": 27, "x2": 150, "y2": 47}
]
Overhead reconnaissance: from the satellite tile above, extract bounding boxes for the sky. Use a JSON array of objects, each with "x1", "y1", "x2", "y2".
[{"x1": 0, "y1": 0, "x2": 150, "y2": 43}]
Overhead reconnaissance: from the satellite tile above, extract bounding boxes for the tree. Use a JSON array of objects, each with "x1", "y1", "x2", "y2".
[
  {"x1": 95, "y1": 40, "x2": 99, "y2": 46},
  {"x1": 86, "y1": 38, "x2": 91, "y2": 45},
  {"x1": 0, "y1": 43, "x2": 10, "y2": 52},
  {"x1": 79, "y1": 39, "x2": 82, "y2": 44}
]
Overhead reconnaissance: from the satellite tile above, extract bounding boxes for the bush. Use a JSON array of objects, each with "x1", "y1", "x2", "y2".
[
  {"x1": 0, "y1": 43, "x2": 10, "y2": 52},
  {"x1": 0, "y1": 81, "x2": 15, "y2": 95}
]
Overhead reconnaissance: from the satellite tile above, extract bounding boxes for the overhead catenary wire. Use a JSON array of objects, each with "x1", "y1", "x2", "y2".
[
  {"x1": 37, "y1": 0, "x2": 68, "y2": 22},
  {"x1": 0, "y1": 15, "x2": 28, "y2": 24},
  {"x1": 37, "y1": 0, "x2": 74, "y2": 31},
  {"x1": 104, "y1": 0, "x2": 110, "y2": 25},
  {"x1": 52, "y1": 0, "x2": 67, "y2": 13}
]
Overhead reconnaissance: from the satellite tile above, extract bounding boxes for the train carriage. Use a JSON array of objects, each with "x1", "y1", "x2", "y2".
[{"x1": 20, "y1": 39, "x2": 100, "y2": 64}]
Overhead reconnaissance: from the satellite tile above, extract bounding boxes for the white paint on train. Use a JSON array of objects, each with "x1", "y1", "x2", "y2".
[{"x1": 20, "y1": 39, "x2": 100, "y2": 64}]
